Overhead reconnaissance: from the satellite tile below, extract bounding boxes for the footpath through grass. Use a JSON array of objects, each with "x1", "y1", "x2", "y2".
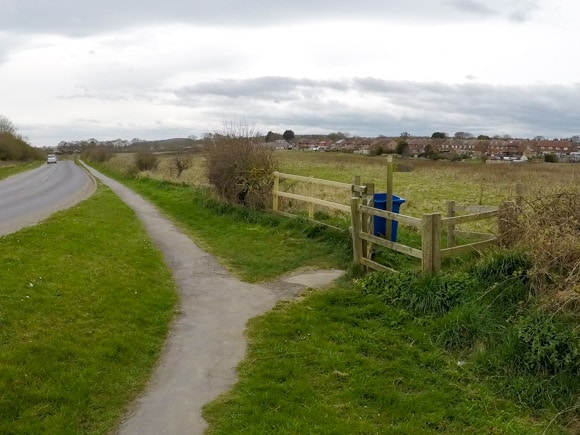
[
  {"x1": 90, "y1": 161, "x2": 576, "y2": 433},
  {"x1": 90, "y1": 164, "x2": 352, "y2": 282},
  {"x1": 0, "y1": 185, "x2": 177, "y2": 433}
]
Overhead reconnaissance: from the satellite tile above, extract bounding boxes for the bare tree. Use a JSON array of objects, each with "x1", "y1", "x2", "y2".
[{"x1": 0, "y1": 115, "x2": 17, "y2": 135}]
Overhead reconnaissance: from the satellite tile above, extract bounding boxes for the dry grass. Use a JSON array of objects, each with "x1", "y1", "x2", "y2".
[
  {"x1": 105, "y1": 151, "x2": 579, "y2": 228},
  {"x1": 512, "y1": 191, "x2": 580, "y2": 313},
  {"x1": 106, "y1": 152, "x2": 209, "y2": 186}
]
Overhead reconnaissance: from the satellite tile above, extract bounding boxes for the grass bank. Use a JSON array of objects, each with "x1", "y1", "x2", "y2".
[
  {"x1": 0, "y1": 185, "x2": 177, "y2": 433},
  {"x1": 0, "y1": 161, "x2": 43, "y2": 180}
]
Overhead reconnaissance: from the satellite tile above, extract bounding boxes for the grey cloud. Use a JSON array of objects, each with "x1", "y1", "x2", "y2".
[
  {"x1": 0, "y1": 0, "x2": 509, "y2": 36},
  {"x1": 508, "y1": 0, "x2": 539, "y2": 22},
  {"x1": 447, "y1": 0, "x2": 497, "y2": 17},
  {"x1": 173, "y1": 76, "x2": 580, "y2": 138},
  {"x1": 176, "y1": 77, "x2": 348, "y2": 101}
]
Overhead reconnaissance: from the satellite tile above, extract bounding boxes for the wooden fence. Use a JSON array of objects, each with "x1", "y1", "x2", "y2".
[
  {"x1": 273, "y1": 170, "x2": 512, "y2": 275},
  {"x1": 272, "y1": 171, "x2": 360, "y2": 220},
  {"x1": 350, "y1": 199, "x2": 505, "y2": 274}
]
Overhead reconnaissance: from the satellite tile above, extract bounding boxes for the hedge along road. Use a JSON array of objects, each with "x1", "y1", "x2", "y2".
[
  {"x1": 0, "y1": 160, "x2": 97, "y2": 236},
  {"x1": 78, "y1": 162, "x2": 344, "y2": 435}
]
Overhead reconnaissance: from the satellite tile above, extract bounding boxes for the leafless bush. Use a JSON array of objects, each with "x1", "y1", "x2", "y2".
[
  {"x1": 204, "y1": 123, "x2": 277, "y2": 209},
  {"x1": 134, "y1": 150, "x2": 159, "y2": 171},
  {"x1": 513, "y1": 191, "x2": 580, "y2": 313},
  {"x1": 170, "y1": 154, "x2": 193, "y2": 178}
]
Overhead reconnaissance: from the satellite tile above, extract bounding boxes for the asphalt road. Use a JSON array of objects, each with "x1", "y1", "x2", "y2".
[{"x1": 0, "y1": 160, "x2": 96, "y2": 236}]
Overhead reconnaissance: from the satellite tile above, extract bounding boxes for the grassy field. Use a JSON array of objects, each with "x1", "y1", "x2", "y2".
[
  {"x1": 108, "y1": 150, "x2": 579, "y2": 222},
  {"x1": 0, "y1": 183, "x2": 177, "y2": 433},
  {"x1": 95, "y1": 153, "x2": 578, "y2": 433},
  {"x1": 277, "y1": 152, "x2": 579, "y2": 216}
]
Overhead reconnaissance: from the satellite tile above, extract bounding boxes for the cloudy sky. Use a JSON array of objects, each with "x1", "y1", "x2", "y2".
[{"x1": 1, "y1": 0, "x2": 579, "y2": 146}]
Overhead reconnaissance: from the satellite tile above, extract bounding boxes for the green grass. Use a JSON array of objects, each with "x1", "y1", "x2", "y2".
[
  {"x1": 88, "y1": 164, "x2": 352, "y2": 282},
  {"x1": 0, "y1": 161, "x2": 43, "y2": 180},
  {"x1": 85, "y1": 158, "x2": 576, "y2": 433},
  {"x1": 203, "y1": 283, "x2": 562, "y2": 434},
  {"x1": 0, "y1": 185, "x2": 177, "y2": 433}
]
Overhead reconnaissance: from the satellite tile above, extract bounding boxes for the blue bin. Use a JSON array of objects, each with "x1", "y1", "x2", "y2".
[{"x1": 373, "y1": 193, "x2": 405, "y2": 241}]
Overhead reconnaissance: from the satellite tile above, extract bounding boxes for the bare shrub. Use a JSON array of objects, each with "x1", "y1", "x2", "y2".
[
  {"x1": 512, "y1": 191, "x2": 580, "y2": 312},
  {"x1": 134, "y1": 150, "x2": 159, "y2": 171},
  {"x1": 204, "y1": 123, "x2": 277, "y2": 209},
  {"x1": 170, "y1": 154, "x2": 193, "y2": 178},
  {"x1": 82, "y1": 146, "x2": 113, "y2": 163}
]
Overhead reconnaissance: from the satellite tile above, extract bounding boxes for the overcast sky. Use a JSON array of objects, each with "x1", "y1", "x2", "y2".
[{"x1": 1, "y1": 0, "x2": 579, "y2": 146}]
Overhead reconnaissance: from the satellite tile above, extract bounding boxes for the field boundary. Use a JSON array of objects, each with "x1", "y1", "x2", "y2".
[
  {"x1": 272, "y1": 171, "x2": 521, "y2": 275},
  {"x1": 350, "y1": 198, "x2": 508, "y2": 274}
]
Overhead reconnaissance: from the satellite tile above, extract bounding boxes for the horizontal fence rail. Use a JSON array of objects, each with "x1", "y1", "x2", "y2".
[
  {"x1": 273, "y1": 171, "x2": 352, "y2": 189},
  {"x1": 274, "y1": 171, "x2": 515, "y2": 275},
  {"x1": 275, "y1": 190, "x2": 351, "y2": 213},
  {"x1": 351, "y1": 197, "x2": 506, "y2": 275},
  {"x1": 272, "y1": 171, "x2": 365, "y2": 223}
]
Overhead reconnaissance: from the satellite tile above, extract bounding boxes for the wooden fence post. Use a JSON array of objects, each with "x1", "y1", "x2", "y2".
[
  {"x1": 385, "y1": 156, "x2": 394, "y2": 241},
  {"x1": 362, "y1": 183, "x2": 375, "y2": 260},
  {"x1": 273, "y1": 173, "x2": 279, "y2": 212},
  {"x1": 446, "y1": 200, "x2": 456, "y2": 248},
  {"x1": 422, "y1": 213, "x2": 441, "y2": 275},
  {"x1": 350, "y1": 197, "x2": 363, "y2": 266},
  {"x1": 308, "y1": 176, "x2": 314, "y2": 219}
]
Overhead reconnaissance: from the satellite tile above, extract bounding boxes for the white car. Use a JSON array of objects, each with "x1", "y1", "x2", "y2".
[{"x1": 47, "y1": 154, "x2": 57, "y2": 164}]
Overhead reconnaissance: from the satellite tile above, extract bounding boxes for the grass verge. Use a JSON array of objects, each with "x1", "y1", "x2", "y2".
[
  {"x1": 0, "y1": 185, "x2": 177, "y2": 433},
  {"x1": 88, "y1": 163, "x2": 352, "y2": 282},
  {"x1": 0, "y1": 161, "x2": 43, "y2": 180}
]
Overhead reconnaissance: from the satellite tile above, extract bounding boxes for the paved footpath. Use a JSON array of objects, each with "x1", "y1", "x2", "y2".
[{"x1": 81, "y1": 164, "x2": 343, "y2": 435}]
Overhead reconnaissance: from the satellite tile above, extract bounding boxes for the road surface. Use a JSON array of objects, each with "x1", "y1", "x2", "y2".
[{"x1": 0, "y1": 160, "x2": 96, "y2": 236}]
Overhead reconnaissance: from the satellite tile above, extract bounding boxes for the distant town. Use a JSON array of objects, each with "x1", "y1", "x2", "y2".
[{"x1": 53, "y1": 132, "x2": 580, "y2": 162}]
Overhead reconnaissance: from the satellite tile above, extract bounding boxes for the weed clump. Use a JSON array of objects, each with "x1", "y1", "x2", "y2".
[
  {"x1": 514, "y1": 311, "x2": 579, "y2": 375},
  {"x1": 357, "y1": 270, "x2": 476, "y2": 316}
]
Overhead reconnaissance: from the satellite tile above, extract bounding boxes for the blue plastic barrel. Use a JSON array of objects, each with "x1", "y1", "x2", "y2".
[{"x1": 373, "y1": 193, "x2": 405, "y2": 241}]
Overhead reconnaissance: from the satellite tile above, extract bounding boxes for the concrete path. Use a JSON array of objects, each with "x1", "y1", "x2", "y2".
[{"x1": 80, "y1": 164, "x2": 344, "y2": 435}]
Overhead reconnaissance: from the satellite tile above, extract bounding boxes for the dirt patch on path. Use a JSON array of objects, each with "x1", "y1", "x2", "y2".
[{"x1": 80, "y1": 163, "x2": 343, "y2": 435}]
